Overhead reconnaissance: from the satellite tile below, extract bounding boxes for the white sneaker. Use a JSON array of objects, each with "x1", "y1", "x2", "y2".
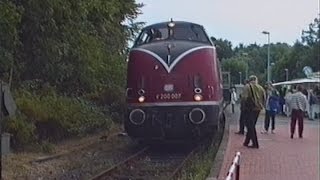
[
  {"x1": 271, "y1": 130, "x2": 275, "y2": 134},
  {"x1": 261, "y1": 130, "x2": 268, "y2": 134}
]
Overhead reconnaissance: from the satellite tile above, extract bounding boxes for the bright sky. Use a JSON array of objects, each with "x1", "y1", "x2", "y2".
[{"x1": 135, "y1": 0, "x2": 319, "y2": 47}]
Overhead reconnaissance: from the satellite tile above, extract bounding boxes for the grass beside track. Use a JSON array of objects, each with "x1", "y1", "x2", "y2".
[{"x1": 179, "y1": 119, "x2": 225, "y2": 179}]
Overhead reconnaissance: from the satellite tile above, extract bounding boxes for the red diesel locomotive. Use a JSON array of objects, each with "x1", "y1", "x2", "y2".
[{"x1": 125, "y1": 20, "x2": 225, "y2": 142}]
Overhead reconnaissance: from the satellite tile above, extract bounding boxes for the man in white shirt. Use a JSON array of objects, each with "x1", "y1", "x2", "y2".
[
  {"x1": 230, "y1": 88, "x2": 237, "y2": 113},
  {"x1": 287, "y1": 85, "x2": 308, "y2": 138}
]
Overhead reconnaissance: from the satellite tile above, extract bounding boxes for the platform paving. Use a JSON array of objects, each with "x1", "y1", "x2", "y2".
[{"x1": 217, "y1": 106, "x2": 320, "y2": 180}]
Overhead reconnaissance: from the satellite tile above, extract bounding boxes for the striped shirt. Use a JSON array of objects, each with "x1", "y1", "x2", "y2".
[{"x1": 288, "y1": 91, "x2": 308, "y2": 111}]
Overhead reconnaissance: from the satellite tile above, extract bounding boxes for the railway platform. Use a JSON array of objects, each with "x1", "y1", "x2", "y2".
[{"x1": 209, "y1": 105, "x2": 320, "y2": 180}]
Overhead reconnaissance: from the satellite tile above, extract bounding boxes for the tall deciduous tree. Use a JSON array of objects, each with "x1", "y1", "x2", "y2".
[
  {"x1": 301, "y1": 17, "x2": 320, "y2": 72},
  {"x1": 1, "y1": 0, "x2": 143, "y2": 96},
  {"x1": 221, "y1": 56, "x2": 247, "y2": 84},
  {"x1": 211, "y1": 37, "x2": 233, "y2": 60},
  {"x1": 0, "y1": 0, "x2": 21, "y2": 81}
]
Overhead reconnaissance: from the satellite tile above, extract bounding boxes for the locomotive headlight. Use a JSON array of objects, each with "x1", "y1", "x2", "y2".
[
  {"x1": 194, "y1": 94, "x2": 203, "y2": 101},
  {"x1": 138, "y1": 96, "x2": 145, "y2": 103}
]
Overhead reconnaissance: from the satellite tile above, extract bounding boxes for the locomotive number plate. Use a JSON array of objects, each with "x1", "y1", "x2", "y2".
[{"x1": 156, "y1": 93, "x2": 182, "y2": 100}]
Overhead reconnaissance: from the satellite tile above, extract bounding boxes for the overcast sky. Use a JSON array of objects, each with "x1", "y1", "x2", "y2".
[{"x1": 135, "y1": 0, "x2": 319, "y2": 47}]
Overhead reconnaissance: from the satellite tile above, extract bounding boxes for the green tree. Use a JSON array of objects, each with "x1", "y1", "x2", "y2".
[
  {"x1": 4, "y1": 0, "x2": 143, "y2": 95},
  {"x1": 221, "y1": 56, "x2": 247, "y2": 84},
  {"x1": 0, "y1": 0, "x2": 21, "y2": 81},
  {"x1": 211, "y1": 37, "x2": 233, "y2": 60},
  {"x1": 0, "y1": 0, "x2": 145, "y2": 149},
  {"x1": 302, "y1": 17, "x2": 320, "y2": 46},
  {"x1": 269, "y1": 43, "x2": 291, "y2": 82},
  {"x1": 301, "y1": 17, "x2": 320, "y2": 72}
]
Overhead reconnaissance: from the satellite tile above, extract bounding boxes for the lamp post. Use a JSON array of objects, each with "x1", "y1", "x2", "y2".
[
  {"x1": 239, "y1": 72, "x2": 242, "y2": 84},
  {"x1": 262, "y1": 31, "x2": 270, "y2": 82},
  {"x1": 245, "y1": 61, "x2": 249, "y2": 80},
  {"x1": 270, "y1": 62, "x2": 275, "y2": 82},
  {"x1": 284, "y1": 68, "x2": 288, "y2": 81},
  {"x1": 242, "y1": 53, "x2": 249, "y2": 79}
]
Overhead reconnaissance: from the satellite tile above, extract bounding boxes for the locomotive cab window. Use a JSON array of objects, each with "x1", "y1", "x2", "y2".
[
  {"x1": 173, "y1": 25, "x2": 210, "y2": 43},
  {"x1": 135, "y1": 28, "x2": 169, "y2": 45},
  {"x1": 134, "y1": 22, "x2": 212, "y2": 46}
]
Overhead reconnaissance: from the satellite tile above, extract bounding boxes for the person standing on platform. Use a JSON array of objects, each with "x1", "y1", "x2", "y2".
[
  {"x1": 261, "y1": 82, "x2": 279, "y2": 134},
  {"x1": 242, "y1": 75, "x2": 266, "y2": 149},
  {"x1": 235, "y1": 80, "x2": 249, "y2": 135},
  {"x1": 312, "y1": 85, "x2": 320, "y2": 119},
  {"x1": 230, "y1": 88, "x2": 237, "y2": 113},
  {"x1": 287, "y1": 85, "x2": 308, "y2": 138},
  {"x1": 307, "y1": 88, "x2": 317, "y2": 120},
  {"x1": 285, "y1": 88, "x2": 293, "y2": 117},
  {"x1": 279, "y1": 86, "x2": 287, "y2": 116}
]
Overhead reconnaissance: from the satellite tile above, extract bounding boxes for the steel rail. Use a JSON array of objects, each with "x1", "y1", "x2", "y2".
[
  {"x1": 168, "y1": 146, "x2": 199, "y2": 179},
  {"x1": 90, "y1": 146, "x2": 149, "y2": 180}
]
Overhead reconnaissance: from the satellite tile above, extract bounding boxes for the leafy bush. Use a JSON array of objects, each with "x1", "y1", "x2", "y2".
[
  {"x1": 39, "y1": 141, "x2": 55, "y2": 153},
  {"x1": 9, "y1": 89, "x2": 113, "y2": 143},
  {"x1": 1, "y1": 0, "x2": 144, "y2": 150},
  {"x1": 86, "y1": 85, "x2": 127, "y2": 124},
  {"x1": 3, "y1": 114, "x2": 36, "y2": 149}
]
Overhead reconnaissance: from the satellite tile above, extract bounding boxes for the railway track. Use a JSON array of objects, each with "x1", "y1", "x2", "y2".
[
  {"x1": 90, "y1": 143, "x2": 199, "y2": 180},
  {"x1": 89, "y1": 113, "x2": 226, "y2": 180},
  {"x1": 31, "y1": 132, "x2": 123, "y2": 164}
]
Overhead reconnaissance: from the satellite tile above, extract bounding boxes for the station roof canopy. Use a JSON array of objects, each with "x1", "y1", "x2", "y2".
[{"x1": 272, "y1": 78, "x2": 320, "y2": 86}]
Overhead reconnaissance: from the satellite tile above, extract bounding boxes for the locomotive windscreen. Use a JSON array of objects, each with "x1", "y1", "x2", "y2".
[{"x1": 134, "y1": 22, "x2": 211, "y2": 46}]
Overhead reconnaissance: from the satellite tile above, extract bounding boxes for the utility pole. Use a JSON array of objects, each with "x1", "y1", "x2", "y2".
[
  {"x1": 285, "y1": 68, "x2": 289, "y2": 81},
  {"x1": 262, "y1": 31, "x2": 271, "y2": 82}
]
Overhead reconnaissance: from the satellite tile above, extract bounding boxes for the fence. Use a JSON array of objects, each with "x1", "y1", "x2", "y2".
[{"x1": 225, "y1": 151, "x2": 241, "y2": 180}]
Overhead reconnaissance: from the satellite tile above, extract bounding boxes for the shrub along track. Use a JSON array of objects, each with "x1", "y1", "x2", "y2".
[{"x1": 179, "y1": 112, "x2": 226, "y2": 179}]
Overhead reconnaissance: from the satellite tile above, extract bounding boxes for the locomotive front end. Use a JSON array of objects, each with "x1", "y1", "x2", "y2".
[{"x1": 125, "y1": 21, "x2": 224, "y2": 142}]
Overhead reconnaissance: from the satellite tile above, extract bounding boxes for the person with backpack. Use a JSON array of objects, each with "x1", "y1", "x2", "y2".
[{"x1": 261, "y1": 82, "x2": 279, "y2": 134}]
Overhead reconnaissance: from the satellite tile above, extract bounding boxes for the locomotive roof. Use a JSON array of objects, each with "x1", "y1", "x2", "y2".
[{"x1": 143, "y1": 21, "x2": 204, "y2": 30}]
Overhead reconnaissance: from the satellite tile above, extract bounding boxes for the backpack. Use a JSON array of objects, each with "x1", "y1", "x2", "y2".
[
  {"x1": 310, "y1": 94, "x2": 319, "y2": 104},
  {"x1": 244, "y1": 85, "x2": 256, "y2": 110}
]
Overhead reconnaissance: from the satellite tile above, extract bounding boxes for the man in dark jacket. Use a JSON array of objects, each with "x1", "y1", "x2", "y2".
[{"x1": 235, "y1": 80, "x2": 249, "y2": 135}]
